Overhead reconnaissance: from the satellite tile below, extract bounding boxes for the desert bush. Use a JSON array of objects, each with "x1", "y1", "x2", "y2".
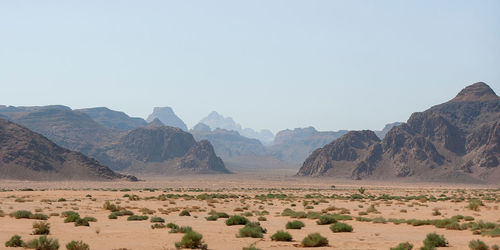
[
  {"x1": 151, "y1": 223, "x2": 166, "y2": 229},
  {"x1": 390, "y1": 242, "x2": 413, "y2": 250},
  {"x1": 373, "y1": 217, "x2": 387, "y2": 224},
  {"x1": 301, "y1": 233, "x2": 328, "y2": 247},
  {"x1": 167, "y1": 222, "x2": 179, "y2": 229},
  {"x1": 257, "y1": 216, "x2": 267, "y2": 221},
  {"x1": 271, "y1": 230, "x2": 292, "y2": 241},
  {"x1": 66, "y1": 240, "x2": 89, "y2": 250},
  {"x1": 127, "y1": 215, "x2": 148, "y2": 221},
  {"x1": 330, "y1": 222, "x2": 353, "y2": 232},
  {"x1": 226, "y1": 215, "x2": 249, "y2": 226},
  {"x1": 61, "y1": 211, "x2": 79, "y2": 218},
  {"x1": 33, "y1": 221, "x2": 50, "y2": 235},
  {"x1": 286, "y1": 220, "x2": 305, "y2": 229},
  {"x1": 74, "y1": 218, "x2": 90, "y2": 227},
  {"x1": 103, "y1": 201, "x2": 120, "y2": 212},
  {"x1": 316, "y1": 215, "x2": 337, "y2": 225},
  {"x1": 242, "y1": 242, "x2": 260, "y2": 250},
  {"x1": 468, "y1": 239, "x2": 489, "y2": 250},
  {"x1": 64, "y1": 214, "x2": 80, "y2": 223},
  {"x1": 468, "y1": 199, "x2": 483, "y2": 211},
  {"x1": 179, "y1": 210, "x2": 191, "y2": 216},
  {"x1": 82, "y1": 217, "x2": 97, "y2": 222},
  {"x1": 422, "y1": 233, "x2": 448, "y2": 249},
  {"x1": 205, "y1": 215, "x2": 218, "y2": 221},
  {"x1": 482, "y1": 228, "x2": 500, "y2": 237},
  {"x1": 170, "y1": 226, "x2": 193, "y2": 234},
  {"x1": 29, "y1": 214, "x2": 49, "y2": 220},
  {"x1": 5, "y1": 235, "x2": 24, "y2": 247},
  {"x1": 174, "y1": 231, "x2": 207, "y2": 250},
  {"x1": 25, "y1": 236, "x2": 59, "y2": 250},
  {"x1": 238, "y1": 222, "x2": 266, "y2": 238},
  {"x1": 10, "y1": 210, "x2": 32, "y2": 219},
  {"x1": 464, "y1": 216, "x2": 475, "y2": 221},
  {"x1": 108, "y1": 213, "x2": 118, "y2": 219},
  {"x1": 150, "y1": 217, "x2": 165, "y2": 223}
]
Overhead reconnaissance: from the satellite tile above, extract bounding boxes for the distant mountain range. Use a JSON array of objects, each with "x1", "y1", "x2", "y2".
[
  {"x1": 298, "y1": 82, "x2": 500, "y2": 184},
  {"x1": 147, "y1": 107, "x2": 188, "y2": 131},
  {"x1": 0, "y1": 106, "x2": 228, "y2": 176},
  {"x1": 199, "y1": 111, "x2": 274, "y2": 145},
  {"x1": 0, "y1": 118, "x2": 136, "y2": 181}
]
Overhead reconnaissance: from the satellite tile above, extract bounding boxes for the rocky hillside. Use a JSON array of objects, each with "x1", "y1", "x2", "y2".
[
  {"x1": 146, "y1": 107, "x2": 188, "y2": 131},
  {"x1": 375, "y1": 122, "x2": 402, "y2": 139},
  {"x1": 0, "y1": 118, "x2": 137, "y2": 181},
  {"x1": 270, "y1": 127, "x2": 348, "y2": 163},
  {"x1": 76, "y1": 107, "x2": 147, "y2": 131},
  {"x1": 0, "y1": 106, "x2": 229, "y2": 175},
  {"x1": 298, "y1": 82, "x2": 500, "y2": 183}
]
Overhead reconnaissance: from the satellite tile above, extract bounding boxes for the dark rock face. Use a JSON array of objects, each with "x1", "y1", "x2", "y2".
[
  {"x1": 76, "y1": 107, "x2": 147, "y2": 131},
  {"x1": 298, "y1": 82, "x2": 500, "y2": 183},
  {"x1": 0, "y1": 118, "x2": 136, "y2": 181},
  {"x1": 0, "y1": 106, "x2": 229, "y2": 175},
  {"x1": 146, "y1": 107, "x2": 188, "y2": 131},
  {"x1": 270, "y1": 127, "x2": 348, "y2": 163}
]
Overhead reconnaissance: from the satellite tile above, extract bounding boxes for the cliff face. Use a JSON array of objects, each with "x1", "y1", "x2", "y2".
[
  {"x1": 0, "y1": 118, "x2": 136, "y2": 181},
  {"x1": 298, "y1": 82, "x2": 500, "y2": 183},
  {"x1": 76, "y1": 107, "x2": 147, "y2": 131}
]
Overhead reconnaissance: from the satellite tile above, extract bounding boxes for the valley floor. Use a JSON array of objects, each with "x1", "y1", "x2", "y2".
[{"x1": 0, "y1": 175, "x2": 499, "y2": 249}]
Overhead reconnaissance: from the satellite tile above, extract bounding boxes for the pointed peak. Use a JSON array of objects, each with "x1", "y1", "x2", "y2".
[
  {"x1": 450, "y1": 82, "x2": 498, "y2": 102},
  {"x1": 147, "y1": 118, "x2": 164, "y2": 127}
]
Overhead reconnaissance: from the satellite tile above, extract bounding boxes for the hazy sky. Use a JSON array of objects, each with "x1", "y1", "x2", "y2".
[{"x1": 1, "y1": 1, "x2": 499, "y2": 133}]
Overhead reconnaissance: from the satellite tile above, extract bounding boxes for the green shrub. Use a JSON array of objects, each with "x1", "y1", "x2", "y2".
[
  {"x1": 286, "y1": 220, "x2": 305, "y2": 229},
  {"x1": 170, "y1": 226, "x2": 193, "y2": 234},
  {"x1": 127, "y1": 215, "x2": 148, "y2": 221},
  {"x1": 242, "y1": 242, "x2": 260, "y2": 250},
  {"x1": 482, "y1": 228, "x2": 500, "y2": 237},
  {"x1": 257, "y1": 216, "x2": 267, "y2": 221},
  {"x1": 226, "y1": 215, "x2": 249, "y2": 226},
  {"x1": 179, "y1": 210, "x2": 191, "y2": 216},
  {"x1": 108, "y1": 213, "x2": 117, "y2": 219},
  {"x1": 82, "y1": 217, "x2": 97, "y2": 222},
  {"x1": 316, "y1": 215, "x2": 337, "y2": 225},
  {"x1": 10, "y1": 210, "x2": 32, "y2": 219},
  {"x1": 423, "y1": 233, "x2": 448, "y2": 248},
  {"x1": 468, "y1": 199, "x2": 483, "y2": 211},
  {"x1": 33, "y1": 221, "x2": 50, "y2": 235},
  {"x1": 174, "y1": 231, "x2": 207, "y2": 250},
  {"x1": 5, "y1": 235, "x2": 24, "y2": 247},
  {"x1": 25, "y1": 236, "x2": 59, "y2": 250},
  {"x1": 103, "y1": 201, "x2": 120, "y2": 212},
  {"x1": 390, "y1": 242, "x2": 413, "y2": 250},
  {"x1": 330, "y1": 222, "x2": 353, "y2": 232},
  {"x1": 373, "y1": 217, "x2": 387, "y2": 224},
  {"x1": 151, "y1": 223, "x2": 167, "y2": 229},
  {"x1": 66, "y1": 240, "x2": 89, "y2": 250},
  {"x1": 301, "y1": 233, "x2": 328, "y2": 247},
  {"x1": 205, "y1": 215, "x2": 218, "y2": 221},
  {"x1": 271, "y1": 231, "x2": 292, "y2": 241},
  {"x1": 61, "y1": 211, "x2": 79, "y2": 218},
  {"x1": 167, "y1": 222, "x2": 179, "y2": 229},
  {"x1": 238, "y1": 222, "x2": 266, "y2": 238},
  {"x1": 150, "y1": 217, "x2": 165, "y2": 223},
  {"x1": 74, "y1": 218, "x2": 90, "y2": 227},
  {"x1": 64, "y1": 214, "x2": 81, "y2": 223},
  {"x1": 468, "y1": 239, "x2": 489, "y2": 250},
  {"x1": 29, "y1": 214, "x2": 49, "y2": 220}
]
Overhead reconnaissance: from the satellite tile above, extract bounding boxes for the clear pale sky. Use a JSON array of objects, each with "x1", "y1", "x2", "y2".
[{"x1": 1, "y1": 1, "x2": 499, "y2": 133}]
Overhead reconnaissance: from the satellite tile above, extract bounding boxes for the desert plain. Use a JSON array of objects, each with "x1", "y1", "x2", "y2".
[{"x1": 0, "y1": 172, "x2": 499, "y2": 250}]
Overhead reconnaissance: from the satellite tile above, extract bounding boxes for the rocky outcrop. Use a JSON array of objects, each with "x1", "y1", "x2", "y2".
[
  {"x1": 146, "y1": 107, "x2": 188, "y2": 131},
  {"x1": 270, "y1": 127, "x2": 348, "y2": 163},
  {"x1": 0, "y1": 119, "x2": 137, "y2": 181},
  {"x1": 298, "y1": 82, "x2": 500, "y2": 183},
  {"x1": 0, "y1": 106, "x2": 229, "y2": 175},
  {"x1": 76, "y1": 107, "x2": 147, "y2": 131}
]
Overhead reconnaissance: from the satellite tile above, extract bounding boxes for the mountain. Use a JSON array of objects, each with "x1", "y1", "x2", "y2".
[
  {"x1": 146, "y1": 107, "x2": 188, "y2": 131},
  {"x1": 191, "y1": 128, "x2": 269, "y2": 159},
  {"x1": 269, "y1": 127, "x2": 348, "y2": 163},
  {"x1": 0, "y1": 118, "x2": 137, "y2": 181},
  {"x1": 198, "y1": 111, "x2": 274, "y2": 145},
  {"x1": 375, "y1": 122, "x2": 402, "y2": 139},
  {"x1": 298, "y1": 82, "x2": 500, "y2": 183},
  {"x1": 0, "y1": 106, "x2": 229, "y2": 175},
  {"x1": 76, "y1": 107, "x2": 147, "y2": 131}
]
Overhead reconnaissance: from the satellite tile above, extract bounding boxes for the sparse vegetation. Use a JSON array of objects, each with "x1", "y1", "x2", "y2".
[
  {"x1": 271, "y1": 230, "x2": 292, "y2": 241},
  {"x1": 174, "y1": 231, "x2": 207, "y2": 250},
  {"x1": 238, "y1": 222, "x2": 267, "y2": 238},
  {"x1": 66, "y1": 241, "x2": 90, "y2": 250},
  {"x1": 33, "y1": 221, "x2": 51, "y2": 235},
  {"x1": 5, "y1": 235, "x2": 24, "y2": 247},
  {"x1": 330, "y1": 222, "x2": 353, "y2": 232},
  {"x1": 390, "y1": 242, "x2": 413, "y2": 250},
  {"x1": 25, "y1": 236, "x2": 59, "y2": 250},
  {"x1": 301, "y1": 233, "x2": 328, "y2": 247},
  {"x1": 226, "y1": 215, "x2": 249, "y2": 226},
  {"x1": 286, "y1": 220, "x2": 305, "y2": 229}
]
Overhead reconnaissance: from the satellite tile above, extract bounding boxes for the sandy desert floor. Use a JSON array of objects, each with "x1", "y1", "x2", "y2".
[{"x1": 0, "y1": 174, "x2": 499, "y2": 250}]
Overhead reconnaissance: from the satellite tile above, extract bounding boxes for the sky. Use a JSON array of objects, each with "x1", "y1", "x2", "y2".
[{"x1": 0, "y1": 1, "x2": 499, "y2": 133}]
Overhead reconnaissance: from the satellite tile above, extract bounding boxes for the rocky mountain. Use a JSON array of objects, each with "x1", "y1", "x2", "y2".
[
  {"x1": 269, "y1": 127, "x2": 348, "y2": 163},
  {"x1": 146, "y1": 107, "x2": 188, "y2": 131},
  {"x1": 298, "y1": 82, "x2": 500, "y2": 183},
  {"x1": 191, "y1": 128, "x2": 269, "y2": 159},
  {"x1": 0, "y1": 106, "x2": 229, "y2": 175},
  {"x1": 76, "y1": 107, "x2": 147, "y2": 131},
  {"x1": 375, "y1": 122, "x2": 402, "y2": 139},
  {"x1": 198, "y1": 111, "x2": 274, "y2": 145},
  {"x1": 0, "y1": 118, "x2": 137, "y2": 181}
]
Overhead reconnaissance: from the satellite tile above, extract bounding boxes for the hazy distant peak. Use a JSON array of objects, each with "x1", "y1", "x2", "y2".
[
  {"x1": 146, "y1": 106, "x2": 188, "y2": 131},
  {"x1": 147, "y1": 118, "x2": 164, "y2": 127},
  {"x1": 450, "y1": 82, "x2": 499, "y2": 102},
  {"x1": 192, "y1": 122, "x2": 211, "y2": 132}
]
